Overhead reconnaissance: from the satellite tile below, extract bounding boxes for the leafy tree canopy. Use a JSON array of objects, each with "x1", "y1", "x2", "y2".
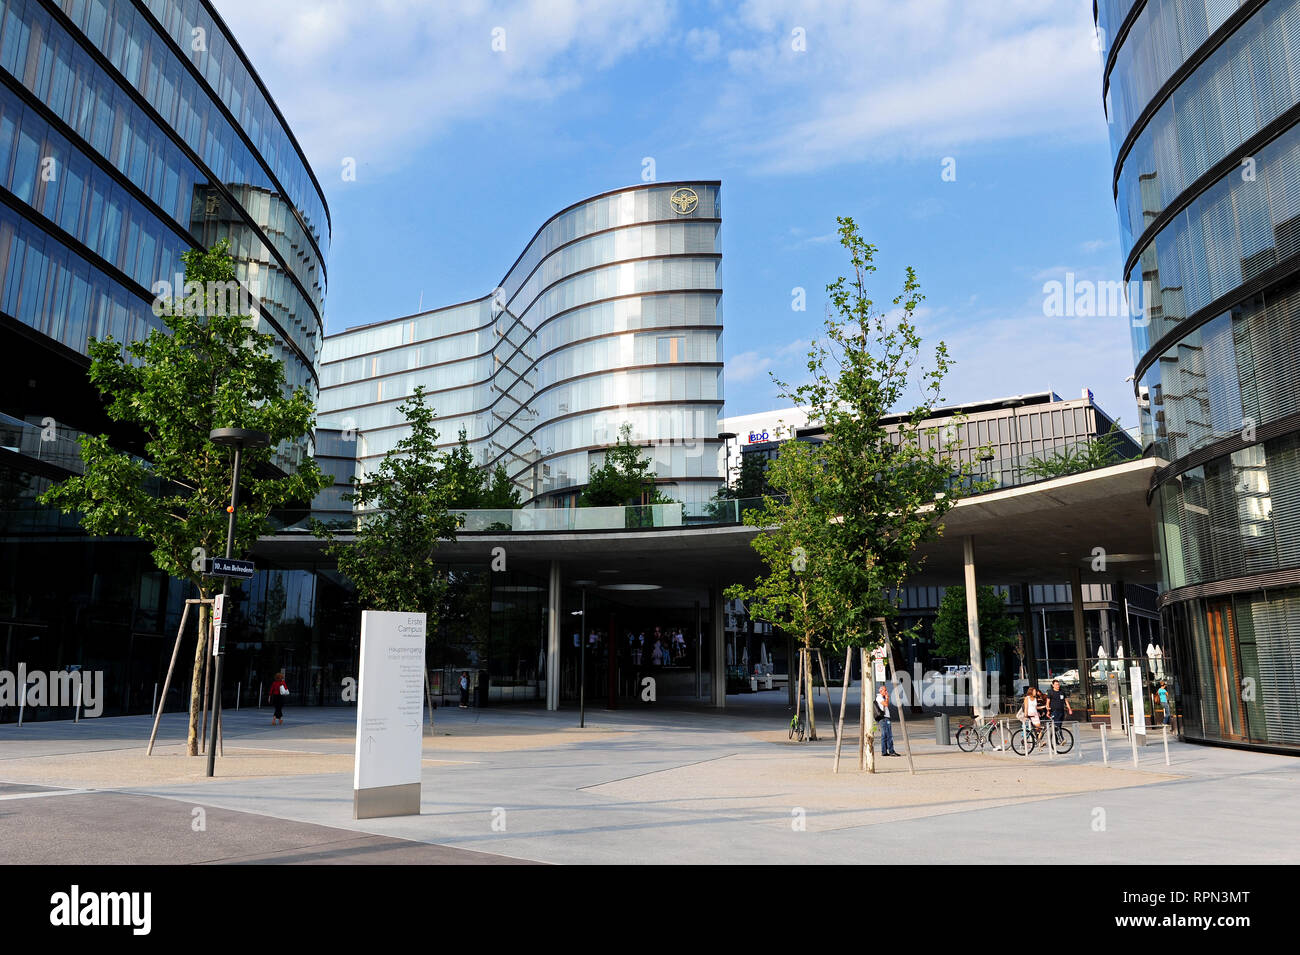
[
  {"x1": 39, "y1": 239, "x2": 329, "y2": 596},
  {"x1": 931, "y1": 585, "x2": 1019, "y2": 661},
  {"x1": 578, "y1": 423, "x2": 672, "y2": 507}
]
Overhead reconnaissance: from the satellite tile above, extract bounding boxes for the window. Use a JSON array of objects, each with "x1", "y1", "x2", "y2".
[{"x1": 657, "y1": 336, "x2": 684, "y2": 363}]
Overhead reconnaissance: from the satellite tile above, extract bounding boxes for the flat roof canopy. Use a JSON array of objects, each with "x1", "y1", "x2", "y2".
[{"x1": 258, "y1": 458, "x2": 1162, "y2": 601}]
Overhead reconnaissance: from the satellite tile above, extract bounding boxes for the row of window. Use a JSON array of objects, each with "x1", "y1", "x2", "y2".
[
  {"x1": 1128, "y1": 117, "x2": 1300, "y2": 358},
  {"x1": 497, "y1": 184, "x2": 720, "y2": 306},
  {"x1": 1096, "y1": 0, "x2": 1145, "y2": 64},
  {"x1": 502, "y1": 220, "x2": 719, "y2": 318},
  {"x1": 321, "y1": 298, "x2": 491, "y2": 365},
  {"x1": 1107, "y1": 0, "x2": 1249, "y2": 153},
  {"x1": 0, "y1": 0, "x2": 327, "y2": 306},
  {"x1": 1116, "y1": 0, "x2": 1300, "y2": 261},
  {"x1": 0, "y1": 0, "x2": 323, "y2": 343},
  {"x1": 133, "y1": 0, "x2": 328, "y2": 246},
  {"x1": 1139, "y1": 276, "x2": 1300, "y2": 460},
  {"x1": 1158, "y1": 430, "x2": 1300, "y2": 587}
]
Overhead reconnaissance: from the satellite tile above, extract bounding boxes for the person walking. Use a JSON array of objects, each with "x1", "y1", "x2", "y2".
[
  {"x1": 1046, "y1": 678, "x2": 1072, "y2": 743},
  {"x1": 458, "y1": 671, "x2": 470, "y2": 709},
  {"x1": 269, "y1": 672, "x2": 288, "y2": 726},
  {"x1": 875, "y1": 684, "x2": 899, "y2": 757},
  {"x1": 1157, "y1": 680, "x2": 1172, "y2": 726}
]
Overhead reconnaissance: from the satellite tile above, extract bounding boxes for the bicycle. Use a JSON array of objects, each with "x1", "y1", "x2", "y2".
[
  {"x1": 955, "y1": 717, "x2": 1011, "y2": 752},
  {"x1": 1010, "y1": 720, "x2": 1074, "y2": 755},
  {"x1": 789, "y1": 710, "x2": 806, "y2": 742}
]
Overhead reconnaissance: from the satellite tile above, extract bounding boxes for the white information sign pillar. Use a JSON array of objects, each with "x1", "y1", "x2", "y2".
[
  {"x1": 1129, "y1": 664, "x2": 1146, "y2": 737},
  {"x1": 354, "y1": 611, "x2": 427, "y2": 819}
]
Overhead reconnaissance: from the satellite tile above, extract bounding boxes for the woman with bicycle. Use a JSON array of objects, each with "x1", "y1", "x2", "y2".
[{"x1": 1017, "y1": 687, "x2": 1042, "y2": 743}]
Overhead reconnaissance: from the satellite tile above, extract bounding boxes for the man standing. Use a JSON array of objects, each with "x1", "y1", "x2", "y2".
[
  {"x1": 1046, "y1": 678, "x2": 1072, "y2": 739},
  {"x1": 875, "y1": 684, "x2": 899, "y2": 757}
]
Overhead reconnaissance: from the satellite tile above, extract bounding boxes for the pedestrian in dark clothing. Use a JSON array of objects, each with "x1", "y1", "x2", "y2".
[{"x1": 459, "y1": 671, "x2": 470, "y2": 708}]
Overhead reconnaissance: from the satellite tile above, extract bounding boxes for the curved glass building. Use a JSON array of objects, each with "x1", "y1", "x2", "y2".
[
  {"x1": 320, "y1": 181, "x2": 724, "y2": 508},
  {"x1": 0, "y1": 0, "x2": 330, "y2": 717},
  {"x1": 1098, "y1": 0, "x2": 1300, "y2": 749},
  {"x1": 0, "y1": 0, "x2": 329, "y2": 470}
]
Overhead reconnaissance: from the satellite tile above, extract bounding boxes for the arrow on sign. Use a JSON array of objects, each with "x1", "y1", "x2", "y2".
[{"x1": 365, "y1": 736, "x2": 375, "y2": 754}]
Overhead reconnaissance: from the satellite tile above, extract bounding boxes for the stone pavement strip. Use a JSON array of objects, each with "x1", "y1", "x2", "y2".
[{"x1": 0, "y1": 698, "x2": 1296, "y2": 864}]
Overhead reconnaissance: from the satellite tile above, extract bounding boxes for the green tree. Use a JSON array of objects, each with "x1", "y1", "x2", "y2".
[
  {"x1": 39, "y1": 240, "x2": 328, "y2": 755},
  {"x1": 481, "y1": 463, "x2": 523, "y2": 509},
  {"x1": 782, "y1": 217, "x2": 985, "y2": 653},
  {"x1": 578, "y1": 423, "x2": 671, "y2": 508},
  {"x1": 931, "y1": 585, "x2": 1019, "y2": 662},
  {"x1": 1023, "y1": 421, "x2": 1134, "y2": 480},
  {"x1": 318, "y1": 385, "x2": 458, "y2": 620},
  {"x1": 441, "y1": 429, "x2": 484, "y2": 510},
  {"x1": 726, "y1": 438, "x2": 838, "y2": 737}
]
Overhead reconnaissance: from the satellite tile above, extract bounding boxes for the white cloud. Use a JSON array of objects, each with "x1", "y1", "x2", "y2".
[
  {"x1": 211, "y1": 0, "x2": 676, "y2": 178},
  {"x1": 714, "y1": 0, "x2": 1106, "y2": 172},
  {"x1": 213, "y1": 0, "x2": 1107, "y2": 186}
]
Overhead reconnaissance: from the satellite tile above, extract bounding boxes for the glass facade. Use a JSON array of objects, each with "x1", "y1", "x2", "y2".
[
  {"x1": 0, "y1": 0, "x2": 328, "y2": 406},
  {"x1": 0, "y1": 0, "x2": 330, "y2": 718},
  {"x1": 320, "y1": 182, "x2": 725, "y2": 507},
  {"x1": 1101, "y1": 0, "x2": 1300, "y2": 749}
]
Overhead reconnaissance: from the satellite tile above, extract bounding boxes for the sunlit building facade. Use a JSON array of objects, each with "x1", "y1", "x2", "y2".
[
  {"x1": 1098, "y1": 0, "x2": 1300, "y2": 749},
  {"x1": 1, "y1": 0, "x2": 330, "y2": 718},
  {"x1": 319, "y1": 181, "x2": 725, "y2": 508}
]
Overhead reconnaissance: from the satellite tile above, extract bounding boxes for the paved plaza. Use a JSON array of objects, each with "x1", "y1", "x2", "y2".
[{"x1": 1, "y1": 690, "x2": 1296, "y2": 865}]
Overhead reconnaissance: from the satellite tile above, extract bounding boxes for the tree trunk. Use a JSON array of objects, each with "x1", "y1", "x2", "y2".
[
  {"x1": 833, "y1": 646, "x2": 852, "y2": 772},
  {"x1": 805, "y1": 647, "x2": 818, "y2": 741},
  {"x1": 186, "y1": 602, "x2": 209, "y2": 756},
  {"x1": 858, "y1": 648, "x2": 867, "y2": 771},
  {"x1": 794, "y1": 648, "x2": 803, "y2": 739},
  {"x1": 864, "y1": 647, "x2": 876, "y2": 774}
]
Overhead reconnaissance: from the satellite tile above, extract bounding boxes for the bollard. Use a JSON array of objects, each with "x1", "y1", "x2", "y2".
[
  {"x1": 152, "y1": 682, "x2": 158, "y2": 717},
  {"x1": 17, "y1": 685, "x2": 24, "y2": 727},
  {"x1": 1162, "y1": 724, "x2": 1170, "y2": 766},
  {"x1": 74, "y1": 682, "x2": 82, "y2": 723},
  {"x1": 1021, "y1": 719, "x2": 1029, "y2": 758},
  {"x1": 258, "y1": 681, "x2": 263, "y2": 709},
  {"x1": 236, "y1": 683, "x2": 241, "y2": 711},
  {"x1": 1100, "y1": 723, "x2": 1108, "y2": 766},
  {"x1": 1048, "y1": 721, "x2": 1056, "y2": 758},
  {"x1": 1130, "y1": 722, "x2": 1139, "y2": 767}
]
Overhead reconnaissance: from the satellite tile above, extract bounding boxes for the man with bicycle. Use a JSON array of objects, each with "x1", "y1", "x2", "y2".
[{"x1": 1045, "y1": 678, "x2": 1072, "y2": 743}]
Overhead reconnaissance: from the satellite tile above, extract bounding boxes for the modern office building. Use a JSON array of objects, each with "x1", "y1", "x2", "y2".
[
  {"x1": 319, "y1": 181, "x2": 725, "y2": 508},
  {"x1": 1098, "y1": 0, "x2": 1300, "y2": 749},
  {"x1": 1, "y1": 0, "x2": 330, "y2": 718},
  {"x1": 721, "y1": 390, "x2": 1157, "y2": 702}
]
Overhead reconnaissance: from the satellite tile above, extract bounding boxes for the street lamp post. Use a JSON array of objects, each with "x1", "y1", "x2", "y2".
[
  {"x1": 206, "y1": 427, "x2": 269, "y2": 779},
  {"x1": 572, "y1": 580, "x2": 595, "y2": 728}
]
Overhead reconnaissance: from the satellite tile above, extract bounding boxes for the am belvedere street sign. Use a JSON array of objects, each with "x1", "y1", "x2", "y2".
[{"x1": 205, "y1": 557, "x2": 255, "y2": 579}]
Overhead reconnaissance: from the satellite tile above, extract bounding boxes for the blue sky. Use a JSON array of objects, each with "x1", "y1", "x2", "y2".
[{"x1": 213, "y1": 0, "x2": 1136, "y2": 426}]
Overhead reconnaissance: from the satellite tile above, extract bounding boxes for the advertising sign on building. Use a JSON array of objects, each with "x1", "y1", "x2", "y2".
[{"x1": 353, "y1": 611, "x2": 426, "y2": 819}]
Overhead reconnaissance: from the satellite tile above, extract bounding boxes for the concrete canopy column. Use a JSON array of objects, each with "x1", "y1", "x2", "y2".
[
  {"x1": 711, "y1": 585, "x2": 725, "y2": 708},
  {"x1": 963, "y1": 536, "x2": 983, "y2": 715},
  {"x1": 546, "y1": 560, "x2": 561, "y2": 711}
]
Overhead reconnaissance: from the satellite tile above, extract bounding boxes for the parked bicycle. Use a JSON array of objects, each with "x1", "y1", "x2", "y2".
[
  {"x1": 1010, "y1": 720, "x2": 1074, "y2": 755},
  {"x1": 955, "y1": 717, "x2": 1011, "y2": 752}
]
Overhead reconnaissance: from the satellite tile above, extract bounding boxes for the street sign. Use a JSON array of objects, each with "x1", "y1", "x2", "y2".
[
  {"x1": 205, "y1": 557, "x2": 254, "y2": 579},
  {"x1": 212, "y1": 593, "x2": 226, "y2": 656}
]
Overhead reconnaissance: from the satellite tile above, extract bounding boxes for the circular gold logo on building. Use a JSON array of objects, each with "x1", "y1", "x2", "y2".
[{"x1": 669, "y1": 187, "x2": 699, "y2": 215}]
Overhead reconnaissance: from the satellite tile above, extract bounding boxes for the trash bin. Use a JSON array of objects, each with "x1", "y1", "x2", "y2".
[{"x1": 935, "y1": 713, "x2": 951, "y2": 745}]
